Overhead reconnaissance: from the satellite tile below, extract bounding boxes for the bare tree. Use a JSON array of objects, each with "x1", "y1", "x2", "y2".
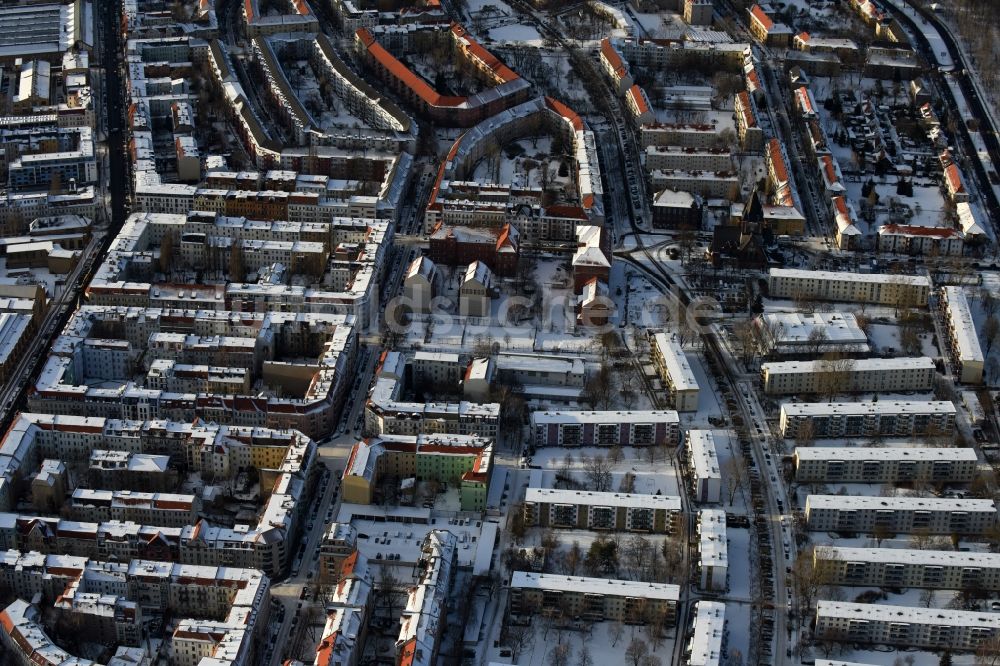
[
  {"x1": 984, "y1": 315, "x2": 1000, "y2": 356},
  {"x1": 873, "y1": 522, "x2": 893, "y2": 547},
  {"x1": 816, "y1": 354, "x2": 855, "y2": 400},
  {"x1": 626, "y1": 638, "x2": 650, "y2": 666},
  {"x1": 548, "y1": 642, "x2": 572, "y2": 666},
  {"x1": 976, "y1": 633, "x2": 1000, "y2": 665},
  {"x1": 565, "y1": 541, "x2": 583, "y2": 576},
  {"x1": 788, "y1": 548, "x2": 836, "y2": 620},
  {"x1": 722, "y1": 455, "x2": 746, "y2": 506},
  {"x1": 581, "y1": 454, "x2": 613, "y2": 492},
  {"x1": 504, "y1": 622, "x2": 535, "y2": 662},
  {"x1": 806, "y1": 327, "x2": 828, "y2": 356},
  {"x1": 609, "y1": 620, "x2": 625, "y2": 647},
  {"x1": 794, "y1": 419, "x2": 816, "y2": 448}
]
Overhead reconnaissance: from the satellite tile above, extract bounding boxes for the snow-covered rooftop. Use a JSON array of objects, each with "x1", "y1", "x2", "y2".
[{"x1": 510, "y1": 572, "x2": 680, "y2": 600}]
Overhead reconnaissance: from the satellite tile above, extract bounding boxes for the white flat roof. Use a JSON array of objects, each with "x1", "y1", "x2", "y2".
[
  {"x1": 794, "y1": 446, "x2": 978, "y2": 462},
  {"x1": 524, "y1": 487, "x2": 681, "y2": 511},
  {"x1": 761, "y1": 311, "x2": 868, "y2": 345},
  {"x1": 689, "y1": 601, "x2": 726, "y2": 666},
  {"x1": 770, "y1": 267, "x2": 931, "y2": 287},
  {"x1": 816, "y1": 600, "x2": 1000, "y2": 627},
  {"x1": 942, "y1": 286, "x2": 985, "y2": 365},
  {"x1": 530, "y1": 410, "x2": 680, "y2": 425},
  {"x1": 699, "y1": 509, "x2": 727, "y2": 567},
  {"x1": 781, "y1": 400, "x2": 957, "y2": 418},
  {"x1": 510, "y1": 572, "x2": 680, "y2": 601},
  {"x1": 652, "y1": 332, "x2": 699, "y2": 392},
  {"x1": 763, "y1": 356, "x2": 935, "y2": 375},
  {"x1": 687, "y1": 430, "x2": 721, "y2": 479},
  {"x1": 815, "y1": 545, "x2": 1000, "y2": 569},
  {"x1": 806, "y1": 494, "x2": 996, "y2": 512}
]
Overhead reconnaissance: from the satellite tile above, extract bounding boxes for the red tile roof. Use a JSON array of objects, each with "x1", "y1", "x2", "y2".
[
  {"x1": 736, "y1": 91, "x2": 756, "y2": 128},
  {"x1": 767, "y1": 138, "x2": 788, "y2": 184},
  {"x1": 821, "y1": 155, "x2": 840, "y2": 186},
  {"x1": 545, "y1": 97, "x2": 582, "y2": 131},
  {"x1": 944, "y1": 163, "x2": 965, "y2": 193},
  {"x1": 881, "y1": 224, "x2": 960, "y2": 238},
  {"x1": 750, "y1": 4, "x2": 774, "y2": 31},
  {"x1": 627, "y1": 84, "x2": 650, "y2": 115},
  {"x1": 600, "y1": 39, "x2": 627, "y2": 77}
]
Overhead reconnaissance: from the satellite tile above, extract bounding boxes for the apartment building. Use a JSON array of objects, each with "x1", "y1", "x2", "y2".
[
  {"x1": 396, "y1": 531, "x2": 455, "y2": 666},
  {"x1": 686, "y1": 601, "x2": 726, "y2": 666},
  {"x1": 530, "y1": 410, "x2": 681, "y2": 448},
  {"x1": 459, "y1": 260, "x2": 493, "y2": 317},
  {"x1": 0, "y1": 552, "x2": 270, "y2": 666},
  {"x1": 366, "y1": 354, "x2": 499, "y2": 438},
  {"x1": 814, "y1": 601, "x2": 1000, "y2": 651},
  {"x1": 318, "y1": 523, "x2": 358, "y2": 585},
  {"x1": 697, "y1": 509, "x2": 727, "y2": 591},
  {"x1": 793, "y1": 446, "x2": 978, "y2": 484},
  {"x1": 684, "y1": 0, "x2": 714, "y2": 25},
  {"x1": 68, "y1": 489, "x2": 199, "y2": 527},
  {"x1": 509, "y1": 572, "x2": 679, "y2": 624},
  {"x1": 599, "y1": 39, "x2": 633, "y2": 93},
  {"x1": 761, "y1": 357, "x2": 936, "y2": 395},
  {"x1": 625, "y1": 84, "x2": 654, "y2": 125},
  {"x1": 522, "y1": 488, "x2": 681, "y2": 534},
  {"x1": 411, "y1": 352, "x2": 463, "y2": 386},
  {"x1": 650, "y1": 333, "x2": 700, "y2": 411},
  {"x1": 779, "y1": 400, "x2": 957, "y2": 439},
  {"x1": 748, "y1": 4, "x2": 793, "y2": 46},
  {"x1": 767, "y1": 268, "x2": 931, "y2": 306},
  {"x1": 940, "y1": 285, "x2": 984, "y2": 384},
  {"x1": 804, "y1": 495, "x2": 997, "y2": 535},
  {"x1": 341, "y1": 433, "x2": 492, "y2": 512},
  {"x1": 685, "y1": 430, "x2": 722, "y2": 504},
  {"x1": 877, "y1": 224, "x2": 965, "y2": 257},
  {"x1": 814, "y1": 545, "x2": 1000, "y2": 590},
  {"x1": 644, "y1": 146, "x2": 734, "y2": 172},
  {"x1": 734, "y1": 90, "x2": 764, "y2": 151},
  {"x1": 355, "y1": 23, "x2": 531, "y2": 127}
]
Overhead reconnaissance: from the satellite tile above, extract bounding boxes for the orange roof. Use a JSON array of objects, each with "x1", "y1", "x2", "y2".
[
  {"x1": 0, "y1": 609, "x2": 13, "y2": 633},
  {"x1": 293, "y1": 0, "x2": 310, "y2": 15},
  {"x1": 363, "y1": 38, "x2": 462, "y2": 108},
  {"x1": 315, "y1": 631, "x2": 337, "y2": 666},
  {"x1": 881, "y1": 224, "x2": 960, "y2": 238},
  {"x1": 600, "y1": 39, "x2": 627, "y2": 77},
  {"x1": 627, "y1": 84, "x2": 649, "y2": 115},
  {"x1": 944, "y1": 163, "x2": 964, "y2": 193},
  {"x1": 832, "y1": 195, "x2": 850, "y2": 217},
  {"x1": 750, "y1": 4, "x2": 773, "y2": 31},
  {"x1": 767, "y1": 139, "x2": 788, "y2": 184},
  {"x1": 399, "y1": 638, "x2": 418, "y2": 666},
  {"x1": 244, "y1": 0, "x2": 254, "y2": 21},
  {"x1": 821, "y1": 155, "x2": 839, "y2": 185},
  {"x1": 736, "y1": 91, "x2": 756, "y2": 128},
  {"x1": 545, "y1": 97, "x2": 582, "y2": 131},
  {"x1": 546, "y1": 205, "x2": 589, "y2": 220},
  {"x1": 795, "y1": 87, "x2": 814, "y2": 115},
  {"x1": 797, "y1": 31, "x2": 810, "y2": 42},
  {"x1": 450, "y1": 23, "x2": 518, "y2": 82},
  {"x1": 360, "y1": 24, "x2": 519, "y2": 109}
]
